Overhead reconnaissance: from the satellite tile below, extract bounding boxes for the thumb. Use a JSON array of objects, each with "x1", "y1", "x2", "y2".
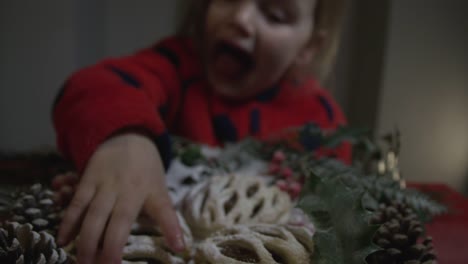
[{"x1": 143, "y1": 191, "x2": 186, "y2": 252}]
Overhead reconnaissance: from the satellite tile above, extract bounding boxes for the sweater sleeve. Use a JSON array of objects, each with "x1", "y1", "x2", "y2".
[
  {"x1": 52, "y1": 38, "x2": 185, "y2": 172},
  {"x1": 313, "y1": 88, "x2": 352, "y2": 165}
]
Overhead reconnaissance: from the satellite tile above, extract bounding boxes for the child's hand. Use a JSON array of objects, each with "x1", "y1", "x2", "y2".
[{"x1": 57, "y1": 133, "x2": 185, "y2": 264}]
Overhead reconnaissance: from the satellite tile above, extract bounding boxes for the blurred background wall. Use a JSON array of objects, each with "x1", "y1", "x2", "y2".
[
  {"x1": 1, "y1": 1, "x2": 467, "y2": 193},
  {"x1": 376, "y1": 0, "x2": 468, "y2": 192},
  {"x1": 0, "y1": 0, "x2": 179, "y2": 152}
]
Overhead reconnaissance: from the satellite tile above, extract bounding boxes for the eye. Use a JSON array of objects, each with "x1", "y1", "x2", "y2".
[{"x1": 262, "y1": 6, "x2": 289, "y2": 24}]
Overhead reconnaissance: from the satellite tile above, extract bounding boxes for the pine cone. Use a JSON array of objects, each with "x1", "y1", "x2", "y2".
[
  {"x1": 9, "y1": 184, "x2": 62, "y2": 235},
  {"x1": 367, "y1": 203, "x2": 438, "y2": 264},
  {"x1": 0, "y1": 222, "x2": 68, "y2": 264}
]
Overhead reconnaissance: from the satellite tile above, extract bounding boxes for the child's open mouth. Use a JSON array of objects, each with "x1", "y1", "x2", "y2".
[{"x1": 212, "y1": 41, "x2": 255, "y2": 80}]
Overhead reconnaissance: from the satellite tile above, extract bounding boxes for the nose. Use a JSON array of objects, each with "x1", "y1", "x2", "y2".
[{"x1": 229, "y1": 1, "x2": 256, "y2": 37}]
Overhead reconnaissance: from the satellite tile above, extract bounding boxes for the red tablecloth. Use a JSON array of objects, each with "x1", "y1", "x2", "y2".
[{"x1": 409, "y1": 183, "x2": 468, "y2": 264}]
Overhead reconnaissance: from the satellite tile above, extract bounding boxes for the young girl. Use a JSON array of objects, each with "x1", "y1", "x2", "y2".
[{"x1": 52, "y1": 0, "x2": 349, "y2": 263}]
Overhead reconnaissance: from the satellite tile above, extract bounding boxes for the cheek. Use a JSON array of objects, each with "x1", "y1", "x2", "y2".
[
  {"x1": 259, "y1": 26, "x2": 312, "y2": 72},
  {"x1": 204, "y1": 7, "x2": 218, "y2": 37},
  {"x1": 258, "y1": 38, "x2": 298, "y2": 74},
  {"x1": 203, "y1": 5, "x2": 224, "y2": 53},
  {"x1": 265, "y1": 26, "x2": 302, "y2": 54},
  {"x1": 205, "y1": 2, "x2": 228, "y2": 31}
]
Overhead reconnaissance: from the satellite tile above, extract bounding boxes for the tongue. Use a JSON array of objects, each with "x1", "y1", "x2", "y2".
[{"x1": 214, "y1": 52, "x2": 245, "y2": 79}]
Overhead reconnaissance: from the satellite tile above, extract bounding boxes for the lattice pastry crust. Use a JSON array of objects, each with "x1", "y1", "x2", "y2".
[
  {"x1": 121, "y1": 213, "x2": 192, "y2": 264},
  {"x1": 194, "y1": 224, "x2": 314, "y2": 264},
  {"x1": 182, "y1": 175, "x2": 292, "y2": 238},
  {"x1": 121, "y1": 235, "x2": 186, "y2": 264}
]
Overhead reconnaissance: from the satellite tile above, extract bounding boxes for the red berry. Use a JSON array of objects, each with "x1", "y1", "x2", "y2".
[
  {"x1": 289, "y1": 181, "x2": 302, "y2": 195},
  {"x1": 268, "y1": 163, "x2": 280, "y2": 174},
  {"x1": 276, "y1": 180, "x2": 288, "y2": 192},
  {"x1": 273, "y1": 150, "x2": 286, "y2": 163},
  {"x1": 281, "y1": 167, "x2": 293, "y2": 179}
]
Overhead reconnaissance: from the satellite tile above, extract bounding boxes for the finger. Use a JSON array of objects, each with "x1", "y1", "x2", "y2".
[
  {"x1": 59, "y1": 185, "x2": 76, "y2": 204},
  {"x1": 53, "y1": 185, "x2": 74, "y2": 206},
  {"x1": 52, "y1": 172, "x2": 78, "y2": 190},
  {"x1": 57, "y1": 182, "x2": 96, "y2": 246},
  {"x1": 99, "y1": 195, "x2": 143, "y2": 264},
  {"x1": 144, "y1": 190, "x2": 185, "y2": 252},
  {"x1": 77, "y1": 187, "x2": 117, "y2": 264}
]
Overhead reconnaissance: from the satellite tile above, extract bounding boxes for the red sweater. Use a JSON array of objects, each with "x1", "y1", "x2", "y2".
[{"x1": 53, "y1": 36, "x2": 351, "y2": 172}]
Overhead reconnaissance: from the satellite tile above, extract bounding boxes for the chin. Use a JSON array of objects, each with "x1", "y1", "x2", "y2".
[
  {"x1": 212, "y1": 84, "x2": 251, "y2": 100},
  {"x1": 208, "y1": 76, "x2": 252, "y2": 100},
  {"x1": 207, "y1": 69, "x2": 272, "y2": 101}
]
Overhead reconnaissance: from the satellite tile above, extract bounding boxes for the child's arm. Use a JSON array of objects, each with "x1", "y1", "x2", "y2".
[
  {"x1": 52, "y1": 38, "x2": 187, "y2": 263},
  {"x1": 53, "y1": 39, "x2": 184, "y2": 172}
]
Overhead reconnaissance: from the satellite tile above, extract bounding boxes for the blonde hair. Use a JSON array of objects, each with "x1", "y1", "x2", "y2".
[{"x1": 177, "y1": 0, "x2": 347, "y2": 82}]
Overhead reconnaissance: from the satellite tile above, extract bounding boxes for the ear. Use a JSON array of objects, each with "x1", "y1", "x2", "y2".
[{"x1": 294, "y1": 29, "x2": 327, "y2": 67}]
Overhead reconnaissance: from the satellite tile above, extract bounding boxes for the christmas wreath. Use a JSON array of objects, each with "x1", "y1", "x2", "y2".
[{"x1": 0, "y1": 124, "x2": 446, "y2": 264}]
